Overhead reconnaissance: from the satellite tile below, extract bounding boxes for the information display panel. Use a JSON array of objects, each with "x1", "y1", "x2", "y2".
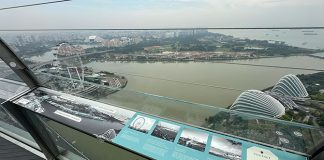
[
  {"x1": 15, "y1": 88, "x2": 308, "y2": 160},
  {"x1": 115, "y1": 113, "x2": 307, "y2": 160}
]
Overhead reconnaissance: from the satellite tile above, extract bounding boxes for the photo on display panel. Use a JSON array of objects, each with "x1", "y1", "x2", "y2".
[
  {"x1": 151, "y1": 121, "x2": 180, "y2": 142},
  {"x1": 129, "y1": 115, "x2": 156, "y2": 134},
  {"x1": 209, "y1": 136, "x2": 242, "y2": 160},
  {"x1": 177, "y1": 128, "x2": 208, "y2": 152}
]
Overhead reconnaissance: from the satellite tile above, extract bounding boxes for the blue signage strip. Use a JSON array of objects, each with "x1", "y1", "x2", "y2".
[
  {"x1": 114, "y1": 113, "x2": 308, "y2": 160},
  {"x1": 14, "y1": 89, "x2": 309, "y2": 160}
]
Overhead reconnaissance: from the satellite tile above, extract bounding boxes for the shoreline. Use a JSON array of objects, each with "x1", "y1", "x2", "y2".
[
  {"x1": 26, "y1": 47, "x2": 322, "y2": 64},
  {"x1": 86, "y1": 54, "x2": 314, "y2": 63},
  {"x1": 308, "y1": 54, "x2": 324, "y2": 59}
]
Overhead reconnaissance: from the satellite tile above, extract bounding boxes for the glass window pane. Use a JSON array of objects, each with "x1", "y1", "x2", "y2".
[
  {"x1": 0, "y1": 59, "x2": 29, "y2": 101},
  {"x1": 1, "y1": 29, "x2": 324, "y2": 157}
]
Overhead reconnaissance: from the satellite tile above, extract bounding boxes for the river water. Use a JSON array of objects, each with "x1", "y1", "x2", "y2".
[
  {"x1": 86, "y1": 56, "x2": 324, "y2": 107},
  {"x1": 18, "y1": 31, "x2": 324, "y2": 158},
  {"x1": 88, "y1": 29, "x2": 324, "y2": 107},
  {"x1": 26, "y1": 29, "x2": 324, "y2": 107}
]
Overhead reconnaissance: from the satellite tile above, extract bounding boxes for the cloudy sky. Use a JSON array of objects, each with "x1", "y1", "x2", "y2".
[{"x1": 0, "y1": 0, "x2": 323, "y2": 29}]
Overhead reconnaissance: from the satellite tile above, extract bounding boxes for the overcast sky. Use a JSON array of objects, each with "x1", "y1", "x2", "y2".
[{"x1": 0, "y1": 0, "x2": 323, "y2": 29}]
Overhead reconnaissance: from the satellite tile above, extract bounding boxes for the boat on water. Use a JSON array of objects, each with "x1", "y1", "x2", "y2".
[
  {"x1": 304, "y1": 33, "x2": 318, "y2": 35},
  {"x1": 301, "y1": 30, "x2": 315, "y2": 33}
]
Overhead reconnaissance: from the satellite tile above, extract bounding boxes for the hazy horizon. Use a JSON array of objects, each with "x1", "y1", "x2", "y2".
[{"x1": 0, "y1": 0, "x2": 324, "y2": 30}]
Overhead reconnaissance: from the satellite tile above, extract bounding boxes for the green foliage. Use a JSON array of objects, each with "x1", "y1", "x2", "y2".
[
  {"x1": 307, "y1": 120, "x2": 313, "y2": 125},
  {"x1": 311, "y1": 93, "x2": 324, "y2": 101},
  {"x1": 84, "y1": 32, "x2": 317, "y2": 57},
  {"x1": 298, "y1": 72, "x2": 324, "y2": 96},
  {"x1": 280, "y1": 114, "x2": 291, "y2": 121},
  {"x1": 318, "y1": 115, "x2": 324, "y2": 126}
]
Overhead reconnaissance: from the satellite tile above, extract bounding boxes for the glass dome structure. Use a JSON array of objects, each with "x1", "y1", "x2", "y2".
[
  {"x1": 230, "y1": 90, "x2": 286, "y2": 118},
  {"x1": 272, "y1": 74, "x2": 309, "y2": 98}
]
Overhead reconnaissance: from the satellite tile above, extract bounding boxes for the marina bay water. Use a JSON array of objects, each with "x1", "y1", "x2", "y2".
[
  {"x1": 25, "y1": 29, "x2": 324, "y2": 108},
  {"x1": 212, "y1": 29, "x2": 324, "y2": 49},
  {"x1": 86, "y1": 56, "x2": 324, "y2": 107}
]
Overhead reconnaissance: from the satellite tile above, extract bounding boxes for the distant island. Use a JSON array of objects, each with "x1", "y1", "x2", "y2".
[
  {"x1": 80, "y1": 30, "x2": 321, "y2": 62},
  {"x1": 11, "y1": 30, "x2": 322, "y2": 64}
]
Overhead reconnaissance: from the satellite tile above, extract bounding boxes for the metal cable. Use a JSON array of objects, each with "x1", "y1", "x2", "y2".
[
  {"x1": 0, "y1": 0, "x2": 71, "y2": 11},
  {"x1": 212, "y1": 61, "x2": 324, "y2": 72},
  {"x1": 102, "y1": 70, "x2": 245, "y2": 92},
  {"x1": 26, "y1": 49, "x2": 324, "y2": 92}
]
